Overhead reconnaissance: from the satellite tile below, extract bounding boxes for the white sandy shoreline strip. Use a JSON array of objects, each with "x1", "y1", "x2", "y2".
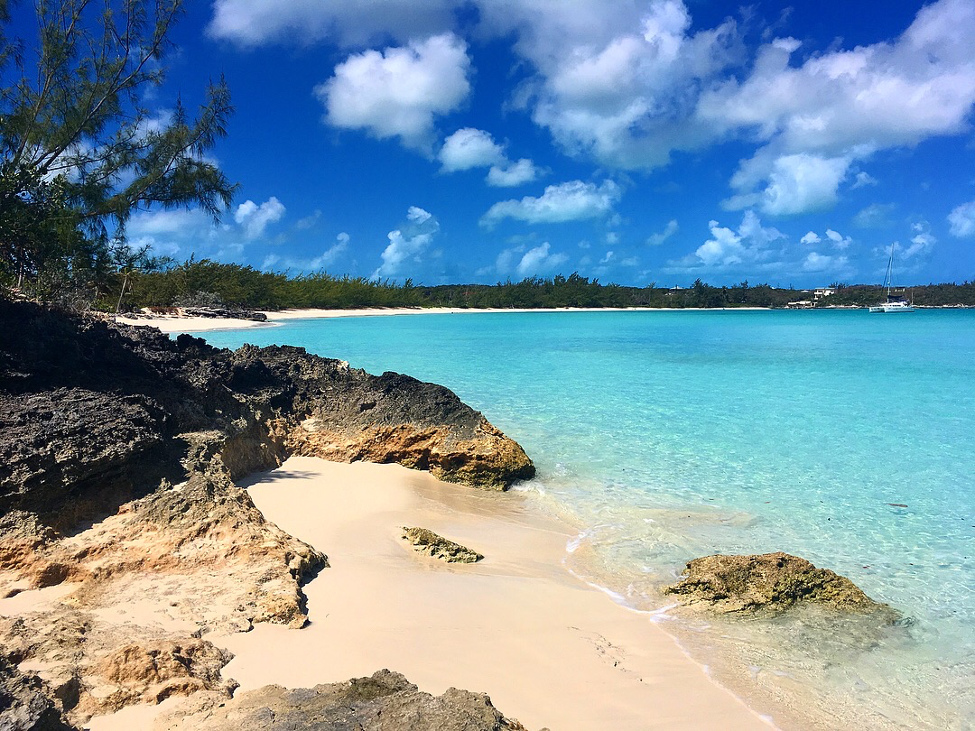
[
  {"x1": 210, "y1": 456, "x2": 773, "y2": 731},
  {"x1": 115, "y1": 306, "x2": 772, "y2": 334}
]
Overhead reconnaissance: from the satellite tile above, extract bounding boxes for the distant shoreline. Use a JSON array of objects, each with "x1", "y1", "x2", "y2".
[
  {"x1": 116, "y1": 305, "x2": 776, "y2": 333},
  {"x1": 114, "y1": 303, "x2": 973, "y2": 334}
]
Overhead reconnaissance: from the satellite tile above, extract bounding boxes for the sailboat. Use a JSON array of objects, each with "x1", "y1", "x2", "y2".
[{"x1": 868, "y1": 243, "x2": 914, "y2": 313}]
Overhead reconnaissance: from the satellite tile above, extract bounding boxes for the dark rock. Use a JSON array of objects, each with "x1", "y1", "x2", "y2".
[
  {"x1": 0, "y1": 300, "x2": 534, "y2": 725},
  {"x1": 0, "y1": 654, "x2": 76, "y2": 731},
  {"x1": 0, "y1": 300, "x2": 534, "y2": 527},
  {"x1": 160, "y1": 669, "x2": 526, "y2": 731},
  {"x1": 665, "y1": 551, "x2": 898, "y2": 618},
  {"x1": 402, "y1": 527, "x2": 483, "y2": 563},
  {"x1": 180, "y1": 306, "x2": 267, "y2": 322}
]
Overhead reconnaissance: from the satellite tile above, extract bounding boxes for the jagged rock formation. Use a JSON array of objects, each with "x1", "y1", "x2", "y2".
[
  {"x1": 665, "y1": 552, "x2": 897, "y2": 617},
  {"x1": 0, "y1": 300, "x2": 534, "y2": 527},
  {"x1": 0, "y1": 300, "x2": 534, "y2": 726},
  {"x1": 156, "y1": 669, "x2": 526, "y2": 731},
  {"x1": 0, "y1": 655, "x2": 73, "y2": 731},
  {"x1": 0, "y1": 472, "x2": 325, "y2": 630},
  {"x1": 402, "y1": 527, "x2": 483, "y2": 563}
]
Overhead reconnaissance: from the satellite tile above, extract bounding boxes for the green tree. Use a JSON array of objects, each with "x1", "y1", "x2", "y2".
[{"x1": 0, "y1": 0, "x2": 236, "y2": 301}]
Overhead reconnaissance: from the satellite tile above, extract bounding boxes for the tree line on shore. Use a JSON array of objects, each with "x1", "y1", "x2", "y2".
[
  {"x1": 105, "y1": 259, "x2": 975, "y2": 311},
  {"x1": 3, "y1": 2, "x2": 974, "y2": 314}
]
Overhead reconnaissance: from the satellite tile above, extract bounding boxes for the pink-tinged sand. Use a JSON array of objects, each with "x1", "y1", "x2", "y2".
[{"x1": 209, "y1": 456, "x2": 773, "y2": 731}]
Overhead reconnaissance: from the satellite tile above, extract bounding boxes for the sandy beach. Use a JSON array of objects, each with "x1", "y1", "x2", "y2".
[
  {"x1": 214, "y1": 457, "x2": 769, "y2": 730},
  {"x1": 97, "y1": 307, "x2": 780, "y2": 729},
  {"x1": 115, "y1": 305, "x2": 772, "y2": 333},
  {"x1": 76, "y1": 455, "x2": 773, "y2": 730}
]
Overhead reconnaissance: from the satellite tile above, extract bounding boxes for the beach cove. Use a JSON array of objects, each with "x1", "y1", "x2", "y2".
[
  {"x1": 194, "y1": 307, "x2": 975, "y2": 730},
  {"x1": 0, "y1": 302, "x2": 771, "y2": 731},
  {"x1": 2, "y1": 304, "x2": 972, "y2": 729}
]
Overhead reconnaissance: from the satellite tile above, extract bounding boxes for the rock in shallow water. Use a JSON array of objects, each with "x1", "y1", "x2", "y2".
[
  {"x1": 401, "y1": 527, "x2": 483, "y2": 563},
  {"x1": 665, "y1": 551, "x2": 898, "y2": 619}
]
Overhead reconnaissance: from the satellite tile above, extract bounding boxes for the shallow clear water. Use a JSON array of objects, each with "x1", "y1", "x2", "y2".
[{"x1": 203, "y1": 310, "x2": 975, "y2": 729}]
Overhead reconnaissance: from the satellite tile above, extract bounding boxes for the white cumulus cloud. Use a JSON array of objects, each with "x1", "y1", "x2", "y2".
[
  {"x1": 903, "y1": 223, "x2": 936, "y2": 259},
  {"x1": 825, "y1": 228, "x2": 852, "y2": 249},
  {"x1": 373, "y1": 207, "x2": 440, "y2": 279},
  {"x1": 234, "y1": 197, "x2": 286, "y2": 240},
  {"x1": 488, "y1": 0, "x2": 742, "y2": 170},
  {"x1": 647, "y1": 219, "x2": 679, "y2": 246},
  {"x1": 802, "y1": 252, "x2": 849, "y2": 273},
  {"x1": 702, "y1": 0, "x2": 975, "y2": 214},
  {"x1": 208, "y1": 0, "x2": 456, "y2": 47},
  {"x1": 496, "y1": 242, "x2": 569, "y2": 278},
  {"x1": 318, "y1": 34, "x2": 471, "y2": 151},
  {"x1": 687, "y1": 210, "x2": 785, "y2": 269},
  {"x1": 800, "y1": 231, "x2": 821, "y2": 245},
  {"x1": 854, "y1": 203, "x2": 896, "y2": 229},
  {"x1": 726, "y1": 152, "x2": 853, "y2": 215},
  {"x1": 486, "y1": 159, "x2": 541, "y2": 187},
  {"x1": 481, "y1": 180, "x2": 621, "y2": 226},
  {"x1": 440, "y1": 128, "x2": 541, "y2": 187},
  {"x1": 439, "y1": 128, "x2": 505, "y2": 171},
  {"x1": 948, "y1": 200, "x2": 975, "y2": 237},
  {"x1": 517, "y1": 242, "x2": 569, "y2": 277}
]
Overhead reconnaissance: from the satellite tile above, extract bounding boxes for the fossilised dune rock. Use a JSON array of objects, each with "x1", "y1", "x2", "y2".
[
  {"x1": 0, "y1": 473, "x2": 326, "y2": 630},
  {"x1": 402, "y1": 527, "x2": 483, "y2": 563},
  {"x1": 80, "y1": 639, "x2": 236, "y2": 718},
  {"x1": 156, "y1": 669, "x2": 526, "y2": 731},
  {"x1": 0, "y1": 474, "x2": 325, "y2": 724},
  {"x1": 665, "y1": 552, "x2": 896, "y2": 617},
  {"x1": 286, "y1": 369, "x2": 535, "y2": 490}
]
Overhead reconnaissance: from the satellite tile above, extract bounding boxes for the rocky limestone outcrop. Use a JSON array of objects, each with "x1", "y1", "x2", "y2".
[
  {"x1": 0, "y1": 473, "x2": 322, "y2": 724},
  {"x1": 0, "y1": 300, "x2": 534, "y2": 526},
  {"x1": 83, "y1": 639, "x2": 236, "y2": 717},
  {"x1": 0, "y1": 300, "x2": 534, "y2": 726},
  {"x1": 155, "y1": 669, "x2": 526, "y2": 731},
  {"x1": 0, "y1": 655, "x2": 73, "y2": 731},
  {"x1": 665, "y1": 552, "x2": 897, "y2": 619},
  {"x1": 0, "y1": 473, "x2": 325, "y2": 630},
  {"x1": 402, "y1": 527, "x2": 483, "y2": 563}
]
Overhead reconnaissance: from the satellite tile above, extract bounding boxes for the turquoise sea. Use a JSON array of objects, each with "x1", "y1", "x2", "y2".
[{"x1": 203, "y1": 310, "x2": 974, "y2": 730}]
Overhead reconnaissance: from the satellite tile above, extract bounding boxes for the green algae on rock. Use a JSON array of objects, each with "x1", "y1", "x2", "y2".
[{"x1": 665, "y1": 552, "x2": 897, "y2": 617}]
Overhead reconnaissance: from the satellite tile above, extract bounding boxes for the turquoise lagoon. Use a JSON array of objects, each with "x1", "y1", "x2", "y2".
[{"x1": 203, "y1": 309, "x2": 974, "y2": 729}]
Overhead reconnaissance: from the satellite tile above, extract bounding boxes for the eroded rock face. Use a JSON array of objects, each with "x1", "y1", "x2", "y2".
[
  {"x1": 0, "y1": 473, "x2": 325, "y2": 724},
  {"x1": 156, "y1": 669, "x2": 526, "y2": 731},
  {"x1": 0, "y1": 301, "x2": 535, "y2": 725},
  {"x1": 82, "y1": 640, "x2": 236, "y2": 718},
  {"x1": 0, "y1": 301, "x2": 534, "y2": 526},
  {"x1": 0, "y1": 473, "x2": 325, "y2": 628},
  {"x1": 665, "y1": 552, "x2": 896, "y2": 617},
  {"x1": 287, "y1": 370, "x2": 534, "y2": 490},
  {"x1": 0, "y1": 655, "x2": 74, "y2": 731},
  {"x1": 402, "y1": 527, "x2": 483, "y2": 563}
]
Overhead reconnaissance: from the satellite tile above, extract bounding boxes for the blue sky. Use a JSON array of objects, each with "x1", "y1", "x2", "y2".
[{"x1": 32, "y1": 1, "x2": 975, "y2": 286}]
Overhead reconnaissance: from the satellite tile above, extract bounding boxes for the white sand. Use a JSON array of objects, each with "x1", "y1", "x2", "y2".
[
  {"x1": 116, "y1": 305, "x2": 773, "y2": 334},
  {"x1": 209, "y1": 456, "x2": 772, "y2": 731}
]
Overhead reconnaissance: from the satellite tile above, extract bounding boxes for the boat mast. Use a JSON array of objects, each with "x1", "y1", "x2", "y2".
[{"x1": 883, "y1": 243, "x2": 895, "y2": 297}]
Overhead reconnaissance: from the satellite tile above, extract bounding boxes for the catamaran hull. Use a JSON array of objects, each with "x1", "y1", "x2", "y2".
[{"x1": 868, "y1": 304, "x2": 915, "y2": 313}]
